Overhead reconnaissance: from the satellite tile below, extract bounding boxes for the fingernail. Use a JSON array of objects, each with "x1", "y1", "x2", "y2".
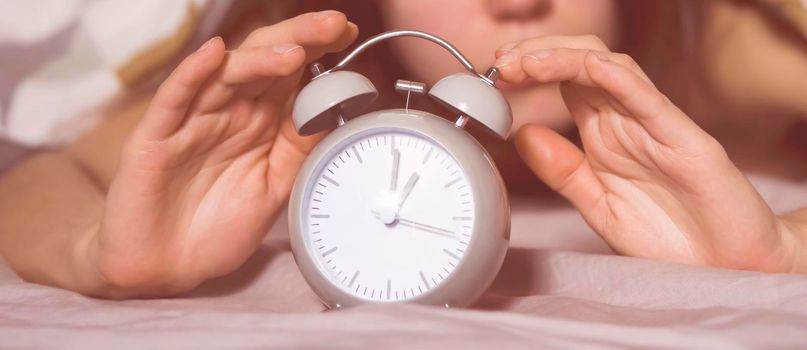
[
  {"x1": 495, "y1": 48, "x2": 514, "y2": 59},
  {"x1": 273, "y1": 43, "x2": 302, "y2": 55},
  {"x1": 593, "y1": 51, "x2": 610, "y2": 62},
  {"x1": 197, "y1": 36, "x2": 220, "y2": 52},
  {"x1": 494, "y1": 51, "x2": 518, "y2": 68},
  {"x1": 348, "y1": 21, "x2": 359, "y2": 30},
  {"x1": 313, "y1": 10, "x2": 335, "y2": 21},
  {"x1": 524, "y1": 49, "x2": 552, "y2": 61}
]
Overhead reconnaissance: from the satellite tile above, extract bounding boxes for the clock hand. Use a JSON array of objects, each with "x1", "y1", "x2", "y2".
[
  {"x1": 390, "y1": 148, "x2": 400, "y2": 191},
  {"x1": 371, "y1": 211, "x2": 457, "y2": 238},
  {"x1": 396, "y1": 217, "x2": 456, "y2": 236},
  {"x1": 397, "y1": 172, "x2": 420, "y2": 210}
]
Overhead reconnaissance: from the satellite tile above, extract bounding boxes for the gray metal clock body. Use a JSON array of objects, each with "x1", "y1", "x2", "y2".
[{"x1": 287, "y1": 109, "x2": 510, "y2": 308}]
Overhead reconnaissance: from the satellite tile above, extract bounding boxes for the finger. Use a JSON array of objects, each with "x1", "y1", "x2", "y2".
[
  {"x1": 220, "y1": 44, "x2": 305, "y2": 85},
  {"x1": 515, "y1": 124, "x2": 608, "y2": 229},
  {"x1": 241, "y1": 10, "x2": 359, "y2": 62},
  {"x1": 581, "y1": 51, "x2": 708, "y2": 148},
  {"x1": 494, "y1": 35, "x2": 610, "y2": 83},
  {"x1": 266, "y1": 110, "x2": 328, "y2": 204},
  {"x1": 517, "y1": 48, "x2": 703, "y2": 148},
  {"x1": 136, "y1": 37, "x2": 225, "y2": 140},
  {"x1": 189, "y1": 43, "x2": 307, "y2": 113},
  {"x1": 496, "y1": 35, "x2": 609, "y2": 57},
  {"x1": 191, "y1": 11, "x2": 359, "y2": 113}
]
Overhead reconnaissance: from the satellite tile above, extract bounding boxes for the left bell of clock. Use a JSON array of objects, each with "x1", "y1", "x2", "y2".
[{"x1": 292, "y1": 64, "x2": 379, "y2": 136}]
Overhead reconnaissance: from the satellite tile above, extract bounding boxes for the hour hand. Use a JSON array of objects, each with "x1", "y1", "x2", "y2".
[{"x1": 397, "y1": 172, "x2": 420, "y2": 210}]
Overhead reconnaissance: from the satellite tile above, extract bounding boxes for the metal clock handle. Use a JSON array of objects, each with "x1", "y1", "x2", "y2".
[{"x1": 323, "y1": 30, "x2": 495, "y2": 84}]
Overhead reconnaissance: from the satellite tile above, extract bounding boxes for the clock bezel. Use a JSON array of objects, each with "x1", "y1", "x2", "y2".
[{"x1": 288, "y1": 109, "x2": 510, "y2": 308}]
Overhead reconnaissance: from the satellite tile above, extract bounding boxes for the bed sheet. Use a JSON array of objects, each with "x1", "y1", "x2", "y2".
[{"x1": 1, "y1": 175, "x2": 806, "y2": 349}]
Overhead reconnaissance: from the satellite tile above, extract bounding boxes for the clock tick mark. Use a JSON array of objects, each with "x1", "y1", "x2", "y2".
[
  {"x1": 311, "y1": 214, "x2": 330, "y2": 219},
  {"x1": 419, "y1": 271, "x2": 430, "y2": 289},
  {"x1": 351, "y1": 145, "x2": 363, "y2": 163},
  {"x1": 322, "y1": 246, "x2": 338, "y2": 257},
  {"x1": 452, "y1": 216, "x2": 472, "y2": 221},
  {"x1": 422, "y1": 148, "x2": 433, "y2": 164},
  {"x1": 443, "y1": 248, "x2": 461, "y2": 260},
  {"x1": 322, "y1": 175, "x2": 339, "y2": 187},
  {"x1": 386, "y1": 279, "x2": 391, "y2": 300},
  {"x1": 348, "y1": 270, "x2": 360, "y2": 288},
  {"x1": 444, "y1": 177, "x2": 461, "y2": 188}
]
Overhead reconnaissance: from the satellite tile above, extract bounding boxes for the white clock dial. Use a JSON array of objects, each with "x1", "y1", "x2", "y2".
[{"x1": 302, "y1": 130, "x2": 475, "y2": 301}]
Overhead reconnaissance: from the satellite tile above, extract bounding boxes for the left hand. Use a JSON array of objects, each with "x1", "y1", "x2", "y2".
[{"x1": 494, "y1": 35, "x2": 797, "y2": 272}]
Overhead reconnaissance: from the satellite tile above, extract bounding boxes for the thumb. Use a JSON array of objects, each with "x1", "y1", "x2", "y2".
[{"x1": 515, "y1": 124, "x2": 606, "y2": 219}]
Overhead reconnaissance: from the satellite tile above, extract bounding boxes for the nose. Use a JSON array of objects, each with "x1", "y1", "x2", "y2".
[{"x1": 487, "y1": 0, "x2": 551, "y2": 20}]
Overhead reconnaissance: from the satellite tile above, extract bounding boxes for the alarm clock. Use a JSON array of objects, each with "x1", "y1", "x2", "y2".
[{"x1": 288, "y1": 30, "x2": 511, "y2": 309}]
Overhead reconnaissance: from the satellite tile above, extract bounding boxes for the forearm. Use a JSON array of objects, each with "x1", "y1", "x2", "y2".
[
  {"x1": 0, "y1": 152, "x2": 108, "y2": 294},
  {"x1": 779, "y1": 208, "x2": 807, "y2": 273}
]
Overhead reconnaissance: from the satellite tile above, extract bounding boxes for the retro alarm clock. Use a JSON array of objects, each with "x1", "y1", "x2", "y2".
[{"x1": 288, "y1": 30, "x2": 511, "y2": 308}]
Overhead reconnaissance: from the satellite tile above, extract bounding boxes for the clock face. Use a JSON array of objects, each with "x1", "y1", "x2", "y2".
[{"x1": 301, "y1": 129, "x2": 475, "y2": 302}]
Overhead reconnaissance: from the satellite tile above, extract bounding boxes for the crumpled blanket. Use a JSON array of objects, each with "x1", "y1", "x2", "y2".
[{"x1": 1, "y1": 174, "x2": 806, "y2": 349}]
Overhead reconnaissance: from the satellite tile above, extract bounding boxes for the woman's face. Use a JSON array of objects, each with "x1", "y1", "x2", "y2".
[{"x1": 378, "y1": 0, "x2": 619, "y2": 132}]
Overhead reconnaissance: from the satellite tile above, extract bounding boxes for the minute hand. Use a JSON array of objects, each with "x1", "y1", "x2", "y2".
[{"x1": 397, "y1": 217, "x2": 456, "y2": 236}]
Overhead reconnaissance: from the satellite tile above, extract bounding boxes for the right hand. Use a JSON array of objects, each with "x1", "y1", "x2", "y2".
[{"x1": 87, "y1": 11, "x2": 358, "y2": 298}]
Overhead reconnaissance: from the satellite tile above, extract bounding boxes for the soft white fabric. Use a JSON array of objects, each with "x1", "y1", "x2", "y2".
[
  {"x1": 0, "y1": 174, "x2": 804, "y2": 349},
  {"x1": 0, "y1": 0, "x2": 231, "y2": 146}
]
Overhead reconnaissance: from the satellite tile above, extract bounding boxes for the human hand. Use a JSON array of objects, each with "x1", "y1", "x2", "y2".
[
  {"x1": 87, "y1": 11, "x2": 358, "y2": 297},
  {"x1": 494, "y1": 35, "x2": 798, "y2": 272}
]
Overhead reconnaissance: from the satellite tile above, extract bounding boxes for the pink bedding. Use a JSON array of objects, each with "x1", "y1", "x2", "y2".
[{"x1": 2, "y1": 174, "x2": 806, "y2": 349}]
